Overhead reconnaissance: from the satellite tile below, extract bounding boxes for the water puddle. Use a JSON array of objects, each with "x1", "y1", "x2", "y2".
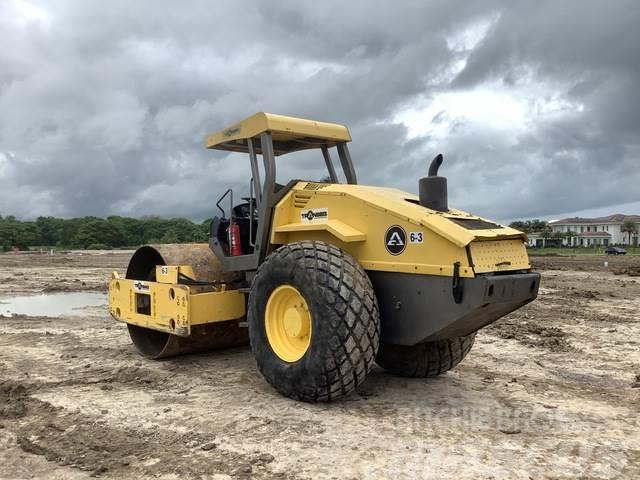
[{"x1": 0, "y1": 292, "x2": 107, "y2": 317}]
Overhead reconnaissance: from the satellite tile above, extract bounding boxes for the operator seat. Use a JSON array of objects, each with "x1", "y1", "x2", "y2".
[{"x1": 212, "y1": 182, "x2": 284, "y2": 257}]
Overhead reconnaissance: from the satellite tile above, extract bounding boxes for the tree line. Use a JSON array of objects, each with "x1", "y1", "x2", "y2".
[
  {"x1": 507, "y1": 219, "x2": 549, "y2": 233},
  {"x1": 508, "y1": 219, "x2": 565, "y2": 244},
  {"x1": 0, "y1": 215, "x2": 211, "y2": 251}
]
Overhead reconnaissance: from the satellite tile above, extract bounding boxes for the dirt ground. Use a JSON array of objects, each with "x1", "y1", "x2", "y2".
[{"x1": 0, "y1": 251, "x2": 639, "y2": 479}]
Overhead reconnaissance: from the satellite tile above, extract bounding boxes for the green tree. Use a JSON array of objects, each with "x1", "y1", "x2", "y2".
[
  {"x1": 564, "y1": 229, "x2": 577, "y2": 247},
  {"x1": 551, "y1": 230, "x2": 565, "y2": 247},
  {"x1": 621, "y1": 220, "x2": 638, "y2": 245},
  {"x1": 141, "y1": 216, "x2": 166, "y2": 244},
  {"x1": 0, "y1": 214, "x2": 212, "y2": 249},
  {"x1": 107, "y1": 216, "x2": 145, "y2": 246},
  {"x1": 199, "y1": 219, "x2": 212, "y2": 242},
  {"x1": 72, "y1": 219, "x2": 126, "y2": 248},
  {"x1": 161, "y1": 228, "x2": 180, "y2": 243},
  {"x1": 509, "y1": 219, "x2": 548, "y2": 234},
  {"x1": 529, "y1": 219, "x2": 548, "y2": 232},
  {"x1": 509, "y1": 220, "x2": 526, "y2": 231},
  {"x1": 35, "y1": 216, "x2": 64, "y2": 245},
  {"x1": 0, "y1": 216, "x2": 37, "y2": 250},
  {"x1": 540, "y1": 225, "x2": 552, "y2": 247}
]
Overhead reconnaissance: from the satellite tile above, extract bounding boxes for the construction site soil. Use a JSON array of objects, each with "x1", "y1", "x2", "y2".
[{"x1": 0, "y1": 252, "x2": 638, "y2": 479}]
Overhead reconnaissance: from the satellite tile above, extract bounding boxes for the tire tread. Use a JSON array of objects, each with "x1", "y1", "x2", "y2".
[
  {"x1": 249, "y1": 241, "x2": 380, "y2": 401},
  {"x1": 376, "y1": 333, "x2": 476, "y2": 378}
]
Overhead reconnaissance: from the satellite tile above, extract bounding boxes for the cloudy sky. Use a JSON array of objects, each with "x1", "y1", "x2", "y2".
[{"x1": 1, "y1": 0, "x2": 639, "y2": 222}]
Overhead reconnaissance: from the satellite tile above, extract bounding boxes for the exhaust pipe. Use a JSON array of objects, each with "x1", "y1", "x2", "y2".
[{"x1": 419, "y1": 153, "x2": 448, "y2": 212}]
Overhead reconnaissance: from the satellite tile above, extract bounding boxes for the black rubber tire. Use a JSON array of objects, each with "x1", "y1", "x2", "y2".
[
  {"x1": 248, "y1": 241, "x2": 380, "y2": 402},
  {"x1": 376, "y1": 333, "x2": 476, "y2": 378}
]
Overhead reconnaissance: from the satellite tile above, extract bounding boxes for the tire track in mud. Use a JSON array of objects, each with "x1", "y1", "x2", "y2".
[
  {"x1": 0, "y1": 313, "x2": 294, "y2": 479},
  {"x1": 0, "y1": 375, "x2": 293, "y2": 480}
]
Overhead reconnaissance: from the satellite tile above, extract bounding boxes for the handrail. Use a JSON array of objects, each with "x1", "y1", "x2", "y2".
[
  {"x1": 216, "y1": 188, "x2": 234, "y2": 252},
  {"x1": 216, "y1": 188, "x2": 233, "y2": 219},
  {"x1": 249, "y1": 178, "x2": 255, "y2": 248}
]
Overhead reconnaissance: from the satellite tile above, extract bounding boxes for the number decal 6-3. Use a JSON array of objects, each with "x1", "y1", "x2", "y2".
[{"x1": 409, "y1": 232, "x2": 423, "y2": 244}]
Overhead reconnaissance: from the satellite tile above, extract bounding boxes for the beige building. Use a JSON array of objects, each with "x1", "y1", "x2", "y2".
[{"x1": 549, "y1": 214, "x2": 640, "y2": 247}]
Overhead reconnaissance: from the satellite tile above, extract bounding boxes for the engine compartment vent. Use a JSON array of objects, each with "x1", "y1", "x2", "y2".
[
  {"x1": 449, "y1": 218, "x2": 502, "y2": 230},
  {"x1": 293, "y1": 193, "x2": 312, "y2": 208},
  {"x1": 304, "y1": 182, "x2": 329, "y2": 191}
]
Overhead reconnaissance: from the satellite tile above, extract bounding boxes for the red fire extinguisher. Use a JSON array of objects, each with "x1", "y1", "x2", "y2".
[{"x1": 228, "y1": 222, "x2": 243, "y2": 256}]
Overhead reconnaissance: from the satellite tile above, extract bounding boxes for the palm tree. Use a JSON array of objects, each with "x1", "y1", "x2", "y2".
[
  {"x1": 621, "y1": 220, "x2": 638, "y2": 245},
  {"x1": 551, "y1": 231, "x2": 565, "y2": 247},
  {"x1": 564, "y1": 230, "x2": 577, "y2": 247},
  {"x1": 540, "y1": 226, "x2": 552, "y2": 248}
]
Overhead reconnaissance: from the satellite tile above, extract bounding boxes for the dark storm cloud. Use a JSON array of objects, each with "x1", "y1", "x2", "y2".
[
  {"x1": 0, "y1": 0, "x2": 638, "y2": 221},
  {"x1": 450, "y1": 0, "x2": 640, "y2": 219}
]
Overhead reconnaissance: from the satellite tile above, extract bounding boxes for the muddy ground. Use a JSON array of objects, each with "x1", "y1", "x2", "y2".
[{"x1": 0, "y1": 251, "x2": 638, "y2": 479}]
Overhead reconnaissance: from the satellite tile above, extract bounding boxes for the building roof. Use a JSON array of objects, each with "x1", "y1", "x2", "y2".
[{"x1": 550, "y1": 214, "x2": 640, "y2": 225}]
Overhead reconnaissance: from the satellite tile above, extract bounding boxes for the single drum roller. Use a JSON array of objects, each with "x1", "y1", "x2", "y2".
[{"x1": 108, "y1": 112, "x2": 540, "y2": 402}]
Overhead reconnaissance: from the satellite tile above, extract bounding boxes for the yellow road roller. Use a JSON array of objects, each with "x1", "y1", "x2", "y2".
[{"x1": 109, "y1": 112, "x2": 540, "y2": 402}]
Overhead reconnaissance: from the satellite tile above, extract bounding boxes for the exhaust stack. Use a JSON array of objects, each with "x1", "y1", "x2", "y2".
[{"x1": 419, "y1": 153, "x2": 448, "y2": 212}]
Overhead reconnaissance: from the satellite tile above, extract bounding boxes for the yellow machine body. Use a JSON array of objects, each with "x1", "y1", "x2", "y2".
[
  {"x1": 270, "y1": 182, "x2": 529, "y2": 278},
  {"x1": 108, "y1": 270, "x2": 245, "y2": 338}
]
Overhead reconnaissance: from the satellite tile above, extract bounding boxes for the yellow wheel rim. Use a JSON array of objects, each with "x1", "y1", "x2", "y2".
[{"x1": 265, "y1": 285, "x2": 312, "y2": 362}]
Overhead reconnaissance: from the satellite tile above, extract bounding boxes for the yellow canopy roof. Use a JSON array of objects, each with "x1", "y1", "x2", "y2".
[{"x1": 205, "y1": 112, "x2": 351, "y2": 156}]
